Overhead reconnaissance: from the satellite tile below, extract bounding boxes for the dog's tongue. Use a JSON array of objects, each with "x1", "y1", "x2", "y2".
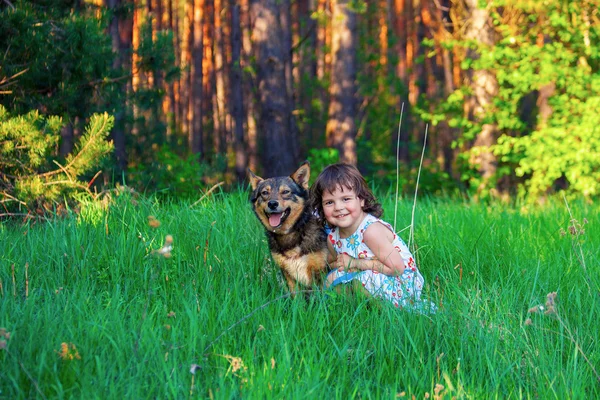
[{"x1": 269, "y1": 213, "x2": 283, "y2": 227}]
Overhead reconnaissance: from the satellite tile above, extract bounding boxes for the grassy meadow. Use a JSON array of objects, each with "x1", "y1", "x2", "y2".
[{"x1": 0, "y1": 189, "x2": 599, "y2": 398}]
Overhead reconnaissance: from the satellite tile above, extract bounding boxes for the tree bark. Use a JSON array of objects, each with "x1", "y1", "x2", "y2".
[
  {"x1": 190, "y1": 0, "x2": 204, "y2": 156},
  {"x1": 213, "y1": 0, "x2": 227, "y2": 154},
  {"x1": 251, "y1": 0, "x2": 299, "y2": 176},
  {"x1": 464, "y1": 0, "x2": 499, "y2": 192},
  {"x1": 105, "y1": 0, "x2": 131, "y2": 171},
  {"x1": 203, "y1": 0, "x2": 215, "y2": 156},
  {"x1": 230, "y1": 1, "x2": 247, "y2": 183},
  {"x1": 325, "y1": 0, "x2": 358, "y2": 165},
  {"x1": 279, "y1": 0, "x2": 300, "y2": 163},
  {"x1": 181, "y1": 0, "x2": 192, "y2": 136},
  {"x1": 241, "y1": 0, "x2": 258, "y2": 171},
  {"x1": 390, "y1": 0, "x2": 410, "y2": 164}
]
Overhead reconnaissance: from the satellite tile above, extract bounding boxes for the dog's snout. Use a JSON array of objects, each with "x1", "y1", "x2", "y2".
[{"x1": 268, "y1": 200, "x2": 279, "y2": 210}]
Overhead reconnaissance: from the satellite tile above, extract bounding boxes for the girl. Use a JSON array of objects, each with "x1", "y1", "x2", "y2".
[{"x1": 311, "y1": 163, "x2": 435, "y2": 312}]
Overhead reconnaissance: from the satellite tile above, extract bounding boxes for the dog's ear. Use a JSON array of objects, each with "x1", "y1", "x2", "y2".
[
  {"x1": 290, "y1": 161, "x2": 310, "y2": 190},
  {"x1": 247, "y1": 168, "x2": 263, "y2": 190}
]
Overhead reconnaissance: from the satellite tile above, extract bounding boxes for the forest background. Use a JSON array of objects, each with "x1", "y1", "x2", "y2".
[{"x1": 1, "y1": 0, "x2": 599, "y2": 216}]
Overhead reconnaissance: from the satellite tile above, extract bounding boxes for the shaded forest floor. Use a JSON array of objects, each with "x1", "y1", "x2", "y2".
[{"x1": 1, "y1": 192, "x2": 599, "y2": 398}]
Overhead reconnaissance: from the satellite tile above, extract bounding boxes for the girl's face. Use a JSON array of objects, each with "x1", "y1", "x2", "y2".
[{"x1": 321, "y1": 186, "x2": 365, "y2": 235}]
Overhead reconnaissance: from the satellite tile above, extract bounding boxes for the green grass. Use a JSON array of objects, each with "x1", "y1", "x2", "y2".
[{"x1": 1, "y1": 190, "x2": 599, "y2": 398}]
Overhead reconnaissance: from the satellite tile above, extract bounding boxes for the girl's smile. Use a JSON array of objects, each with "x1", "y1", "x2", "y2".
[{"x1": 321, "y1": 186, "x2": 365, "y2": 237}]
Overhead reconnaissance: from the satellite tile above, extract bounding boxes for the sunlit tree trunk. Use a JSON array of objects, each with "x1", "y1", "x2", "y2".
[
  {"x1": 172, "y1": 0, "x2": 180, "y2": 136},
  {"x1": 181, "y1": 0, "x2": 191, "y2": 136},
  {"x1": 251, "y1": 0, "x2": 299, "y2": 176},
  {"x1": 392, "y1": 0, "x2": 407, "y2": 82},
  {"x1": 213, "y1": 0, "x2": 227, "y2": 154},
  {"x1": 203, "y1": 0, "x2": 215, "y2": 156},
  {"x1": 391, "y1": 0, "x2": 409, "y2": 163},
  {"x1": 325, "y1": 0, "x2": 358, "y2": 165},
  {"x1": 189, "y1": 0, "x2": 204, "y2": 156},
  {"x1": 230, "y1": 1, "x2": 247, "y2": 182},
  {"x1": 421, "y1": 0, "x2": 455, "y2": 176},
  {"x1": 162, "y1": 0, "x2": 176, "y2": 140},
  {"x1": 464, "y1": 0, "x2": 499, "y2": 193},
  {"x1": 241, "y1": 0, "x2": 258, "y2": 171},
  {"x1": 378, "y1": 0, "x2": 388, "y2": 88},
  {"x1": 131, "y1": 0, "x2": 143, "y2": 137}
]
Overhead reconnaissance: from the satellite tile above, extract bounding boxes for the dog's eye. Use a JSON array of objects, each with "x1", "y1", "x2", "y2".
[
  {"x1": 281, "y1": 190, "x2": 290, "y2": 195},
  {"x1": 261, "y1": 190, "x2": 269, "y2": 196}
]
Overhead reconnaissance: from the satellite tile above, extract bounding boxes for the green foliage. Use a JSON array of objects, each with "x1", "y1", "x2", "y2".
[
  {"x1": 307, "y1": 147, "x2": 339, "y2": 184},
  {"x1": 127, "y1": 146, "x2": 226, "y2": 199},
  {"x1": 0, "y1": 1, "x2": 117, "y2": 118},
  {"x1": 419, "y1": 0, "x2": 600, "y2": 201},
  {"x1": 496, "y1": 92, "x2": 600, "y2": 198},
  {"x1": 0, "y1": 106, "x2": 114, "y2": 214}
]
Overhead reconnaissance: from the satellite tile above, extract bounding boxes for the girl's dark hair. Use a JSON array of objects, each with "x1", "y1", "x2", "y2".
[{"x1": 310, "y1": 163, "x2": 383, "y2": 225}]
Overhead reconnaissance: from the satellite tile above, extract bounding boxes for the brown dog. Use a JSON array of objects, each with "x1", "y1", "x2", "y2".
[{"x1": 248, "y1": 162, "x2": 329, "y2": 293}]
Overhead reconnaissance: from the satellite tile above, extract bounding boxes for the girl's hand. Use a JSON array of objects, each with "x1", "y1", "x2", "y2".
[{"x1": 334, "y1": 253, "x2": 356, "y2": 271}]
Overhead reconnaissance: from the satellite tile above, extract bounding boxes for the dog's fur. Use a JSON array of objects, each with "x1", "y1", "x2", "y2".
[{"x1": 248, "y1": 162, "x2": 329, "y2": 293}]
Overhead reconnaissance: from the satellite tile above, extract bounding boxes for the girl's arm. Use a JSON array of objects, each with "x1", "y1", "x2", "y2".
[
  {"x1": 326, "y1": 241, "x2": 337, "y2": 265},
  {"x1": 361, "y1": 223, "x2": 406, "y2": 276},
  {"x1": 333, "y1": 253, "x2": 388, "y2": 273}
]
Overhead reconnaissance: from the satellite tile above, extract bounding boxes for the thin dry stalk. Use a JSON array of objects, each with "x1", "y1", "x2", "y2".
[
  {"x1": 25, "y1": 263, "x2": 28, "y2": 299},
  {"x1": 203, "y1": 221, "x2": 217, "y2": 264},
  {"x1": 555, "y1": 312, "x2": 600, "y2": 383},
  {"x1": 562, "y1": 194, "x2": 592, "y2": 295},
  {"x1": 193, "y1": 279, "x2": 200, "y2": 313},
  {"x1": 394, "y1": 102, "x2": 405, "y2": 230},
  {"x1": 409, "y1": 124, "x2": 429, "y2": 251},
  {"x1": 436, "y1": 352, "x2": 445, "y2": 381},
  {"x1": 0, "y1": 278, "x2": 3, "y2": 297},
  {"x1": 190, "y1": 182, "x2": 224, "y2": 207},
  {"x1": 189, "y1": 374, "x2": 195, "y2": 398},
  {"x1": 11, "y1": 264, "x2": 15, "y2": 298}
]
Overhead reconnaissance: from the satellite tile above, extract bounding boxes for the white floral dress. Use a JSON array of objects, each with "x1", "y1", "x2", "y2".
[{"x1": 326, "y1": 214, "x2": 436, "y2": 313}]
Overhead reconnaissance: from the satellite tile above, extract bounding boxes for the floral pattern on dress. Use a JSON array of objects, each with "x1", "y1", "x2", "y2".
[
  {"x1": 345, "y1": 233, "x2": 360, "y2": 251},
  {"x1": 326, "y1": 213, "x2": 436, "y2": 313}
]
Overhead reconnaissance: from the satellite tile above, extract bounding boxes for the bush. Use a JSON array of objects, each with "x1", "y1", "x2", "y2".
[{"x1": 0, "y1": 106, "x2": 114, "y2": 217}]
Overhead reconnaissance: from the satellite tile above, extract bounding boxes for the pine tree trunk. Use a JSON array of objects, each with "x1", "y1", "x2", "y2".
[
  {"x1": 251, "y1": 0, "x2": 299, "y2": 176},
  {"x1": 325, "y1": 0, "x2": 358, "y2": 165},
  {"x1": 421, "y1": 0, "x2": 455, "y2": 176},
  {"x1": 162, "y1": 0, "x2": 176, "y2": 140},
  {"x1": 181, "y1": 0, "x2": 191, "y2": 136},
  {"x1": 297, "y1": 0, "x2": 318, "y2": 147},
  {"x1": 279, "y1": 0, "x2": 300, "y2": 163},
  {"x1": 60, "y1": 123, "x2": 74, "y2": 157},
  {"x1": 230, "y1": 1, "x2": 247, "y2": 182},
  {"x1": 203, "y1": 0, "x2": 215, "y2": 156},
  {"x1": 315, "y1": 0, "x2": 328, "y2": 135},
  {"x1": 190, "y1": 0, "x2": 204, "y2": 156},
  {"x1": 241, "y1": 0, "x2": 258, "y2": 171},
  {"x1": 105, "y1": 0, "x2": 131, "y2": 171},
  {"x1": 213, "y1": 0, "x2": 227, "y2": 155},
  {"x1": 131, "y1": 0, "x2": 142, "y2": 137},
  {"x1": 391, "y1": 0, "x2": 409, "y2": 164}
]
